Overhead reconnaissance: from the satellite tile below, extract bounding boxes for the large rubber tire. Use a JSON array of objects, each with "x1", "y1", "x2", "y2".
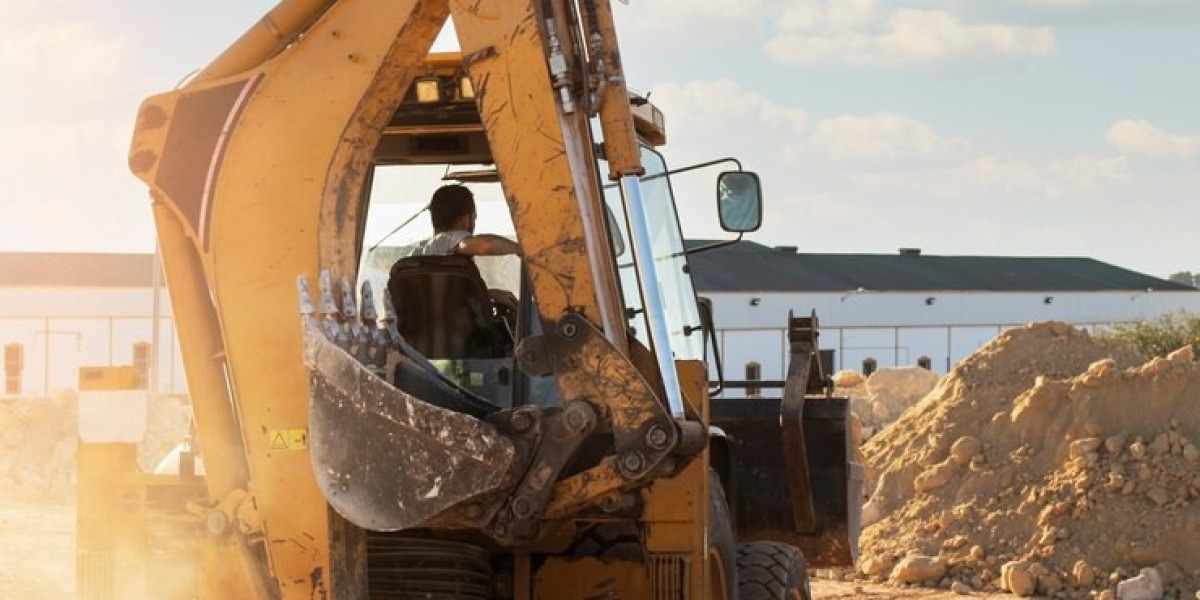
[
  {"x1": 709, "y1": 471, "x2": 739, "y2": 600},
  {"x1": 735, "y1": 542, "x2": 812, "y2": 600}
]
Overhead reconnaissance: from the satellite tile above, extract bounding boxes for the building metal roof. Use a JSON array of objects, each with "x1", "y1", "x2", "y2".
[
  {"x1": 685, "y1": 241, "x2": 1194, "y2": 293},
  {"x1": 0, "y1": 253, "x2": 156, "y2": 288},
  {"x1": 1, "y1": 246, "x2": 1192, "y2": 294}
]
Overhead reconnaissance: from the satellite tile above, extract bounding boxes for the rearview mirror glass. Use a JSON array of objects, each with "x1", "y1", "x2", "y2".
[
  {"x1": 717, "y1": 171, "x2": 762, "y2": 232},
  {"x1": 605, "y1": 204, "x2": 626, "y2": 257}
]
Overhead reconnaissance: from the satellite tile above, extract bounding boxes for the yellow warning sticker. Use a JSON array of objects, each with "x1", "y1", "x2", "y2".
[{"x1": 268, "y1": 428, "x2": 308, "y2": 450}]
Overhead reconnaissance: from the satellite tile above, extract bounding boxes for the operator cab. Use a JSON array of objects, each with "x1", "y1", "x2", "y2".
[{"x1": 357, "y1": 53, "x2": 760, "y2": 411}]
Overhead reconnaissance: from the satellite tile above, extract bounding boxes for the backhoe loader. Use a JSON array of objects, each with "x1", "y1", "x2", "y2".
[{"x1": 117, "y1": 0, "x2": 860, "y2": 597}]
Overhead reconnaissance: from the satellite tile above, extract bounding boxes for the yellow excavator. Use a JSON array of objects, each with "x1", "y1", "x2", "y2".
[{"x1": 117, "y1": 0, "x2": 860, "y2": 598}]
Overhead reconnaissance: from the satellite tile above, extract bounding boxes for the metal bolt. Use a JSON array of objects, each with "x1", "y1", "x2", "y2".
[
  {"x1": 510, "y1": 410, "x2": 534, "y2": 433},
  {"x1": 563, "y1": 402, "x2": 594, "y2": 434},
  {"x1": 619, "y1": 451, "x2": 646, "y2": 477},
  {"x1": 511, "y1": 496, "x2": 533, "y2": 519},
  {"x1": 646, "y1": 424, "x2": 671, "y2": 450},
  {"x1": 560, "y1": 321, "x2": 579, "y2": 339}
]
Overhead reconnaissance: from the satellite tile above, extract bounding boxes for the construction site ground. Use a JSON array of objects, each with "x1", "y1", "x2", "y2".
[
  {"x1": 5, "y1": 321, "x2": 1198, "y2": 599},
  {"x1": 0, "y1": 499, "x2": 996, "y2": 599}
]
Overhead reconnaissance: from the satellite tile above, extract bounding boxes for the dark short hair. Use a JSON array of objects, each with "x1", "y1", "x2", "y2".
[{"x1": 429, "y1": 184, "x2": 475, "y2": 231}]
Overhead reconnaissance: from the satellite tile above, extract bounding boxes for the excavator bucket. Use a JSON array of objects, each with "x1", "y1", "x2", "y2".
[
  {"x1": 712, "y1": 396, "x2": 862, "y2": 567},
  {"x1": 711, "y1": 312, "x2": 862, "y2": 567},
  {"x1": 301, "y1": 312, "x2": 516, "y2": 532}
]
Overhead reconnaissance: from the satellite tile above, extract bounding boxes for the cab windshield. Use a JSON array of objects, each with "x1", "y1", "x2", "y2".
[{"x1": 603, "y1": 147, "x2": 703, "y2": 362}]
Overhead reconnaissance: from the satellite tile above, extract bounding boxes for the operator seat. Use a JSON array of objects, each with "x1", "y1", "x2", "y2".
[{"x1": 386, "y1": 254, "x2": 509, "y2": 360}]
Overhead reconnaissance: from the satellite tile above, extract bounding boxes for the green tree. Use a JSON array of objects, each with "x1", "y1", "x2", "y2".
[{"x1": 1107, "y1": 311, "x2": 1200, "y2": 358}]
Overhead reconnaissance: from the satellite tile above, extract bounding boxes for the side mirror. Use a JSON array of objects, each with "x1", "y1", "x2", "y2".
[{"x1": 716, "y1": 171, "x2": 762, "y2": 232}]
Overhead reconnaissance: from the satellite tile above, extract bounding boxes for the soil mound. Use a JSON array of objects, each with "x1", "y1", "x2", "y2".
[
  {"x1": 859, "y1": 322, "x2": 1200, "y2": 598},
  {"x1": 0, "y1": 396, "x2": 76, "y2": 503},
  {"x1": 0, "y1": 393, "x2": 190, "y2": 504},
  {"x1": 836, "y1": 367, "x2": 941, "y2": 436}
]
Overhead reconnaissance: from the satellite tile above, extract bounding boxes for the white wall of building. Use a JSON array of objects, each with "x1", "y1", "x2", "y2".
[
  {"x1": 704, "y1": 290, "x2": 1200, "y2": 387},
  {"x1": 0, "y1": 287, "x2": 183, "y2": 398}
]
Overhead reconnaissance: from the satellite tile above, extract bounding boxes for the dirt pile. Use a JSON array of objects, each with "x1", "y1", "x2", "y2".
[
  {"x1": 859, "y1": 321, "x2": 1200, "y2": 598},
  {"x1": 0, "y1": 394, "x2": 190, "y2": 504},
  {"x1": 0, "y1": 395, "x2": 77, "y2": 503},
  {"x1": 835, "y1": 366, "x2": 941, "y2": 436}
]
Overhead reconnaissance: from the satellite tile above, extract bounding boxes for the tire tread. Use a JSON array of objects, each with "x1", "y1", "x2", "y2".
[{"x1": 735, "y1": 541, "x2": 810, "y2": 600}]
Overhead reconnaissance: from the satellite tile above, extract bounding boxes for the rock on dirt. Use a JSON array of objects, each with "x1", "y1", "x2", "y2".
[
  {"x1": 1116, "y1": 567, "x2": 1164, "y2": 600},
  {"x1": 891, "y1": 555, "x2": 947, "y2": 584}
]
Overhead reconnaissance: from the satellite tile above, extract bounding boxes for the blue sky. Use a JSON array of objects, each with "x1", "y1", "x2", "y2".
[{"x1": 1, "y1": 0, "x2": 1196, "y2": 279}]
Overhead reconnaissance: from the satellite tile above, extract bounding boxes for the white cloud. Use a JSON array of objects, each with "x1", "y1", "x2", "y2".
[
  {"x1": 1016, "y1": 0, "x2": 1198, "y2": 10},
  {"x1": 954, "y1": 0, "x2": 1200, "y2": 27},
  {"x1": 1106, "y1": 119, "x2": 1198, "y2": 159},
  {"x1": 766, "y1": 2, "x2": 1057, "y2": 68},
  {"x1": 613, "y1": 0, "x2": 763, "y2": 42},
  {"x1": 852, "y1": 154, "x2": 1128, "y2": 201},
  {"x1": 652, "y1": 79, "x2": 973, "y2": 165},
  {"x1": 652, "y1": 0, "x2": 763, "y2": 20},
  {"x1": 808, "y1": 113, "x2": 971, "y2": 162},
  {"x1": 779, "y1": 0, "x2": 879, "y2": 32},
  {"x1": 647, "y1": 79, "x2": 808, "y2": 147},
  {"x1": 0, "y1": 11, "x2": 125, "y2": 88}
]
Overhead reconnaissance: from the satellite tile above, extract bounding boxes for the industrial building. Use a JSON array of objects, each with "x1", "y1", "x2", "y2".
[
  {"x1": 688, "y1": 242, "x2": 1200, "y2": 385},
  {"x1": 3, "y1": 246, "x2": 1197, "y2": 397},
  {"x1": 0, "y1": 253, "x2": 174, "y2": 397}
]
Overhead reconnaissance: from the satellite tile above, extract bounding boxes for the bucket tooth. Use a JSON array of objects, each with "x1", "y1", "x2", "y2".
[
  {"x1": 339, "y1": 277, "x2": 370, "y2": 363},
  {"x1": 317, "y1": 269, "x2": 349, "y2": 350},
  {"x1": 360, "y1": 281, "x2": 389, "y2": 370},
  {"x1": 380, "y1": 291, "x2": 404, "y2": 350}
]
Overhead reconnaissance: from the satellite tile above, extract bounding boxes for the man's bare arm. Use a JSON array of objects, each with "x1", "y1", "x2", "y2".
[{"x1": 456, "y1": 234, "x2": 522, "y2": 257}]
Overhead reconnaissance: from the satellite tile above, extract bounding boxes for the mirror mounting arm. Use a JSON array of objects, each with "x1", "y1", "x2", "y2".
[{"x1": 684, "y1": 233, "x2": 744, "y2": 256}]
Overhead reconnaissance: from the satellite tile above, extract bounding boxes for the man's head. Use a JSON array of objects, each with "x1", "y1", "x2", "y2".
[{"x1": 429, "y1": 184, "x2": 476, "y2": 233}]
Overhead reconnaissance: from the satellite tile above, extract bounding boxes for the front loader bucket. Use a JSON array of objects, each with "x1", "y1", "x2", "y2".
[
  {"x1": 712, "y1": 396, "x2": 862, "y2": 568},
  {"x1": 303, "y1": 319, "x2": 515, "y2": 531}
]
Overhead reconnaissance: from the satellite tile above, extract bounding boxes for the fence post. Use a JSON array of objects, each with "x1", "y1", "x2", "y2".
[
  {"x1": 745, "y1": 361, "x2": 762, "y2": 398},
  {"x1": 862, "y1": 357, "x2": 877, "y2": 377},
  {"x1": 4, "y1": 343, "x2": 22, "y2": 396}
]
